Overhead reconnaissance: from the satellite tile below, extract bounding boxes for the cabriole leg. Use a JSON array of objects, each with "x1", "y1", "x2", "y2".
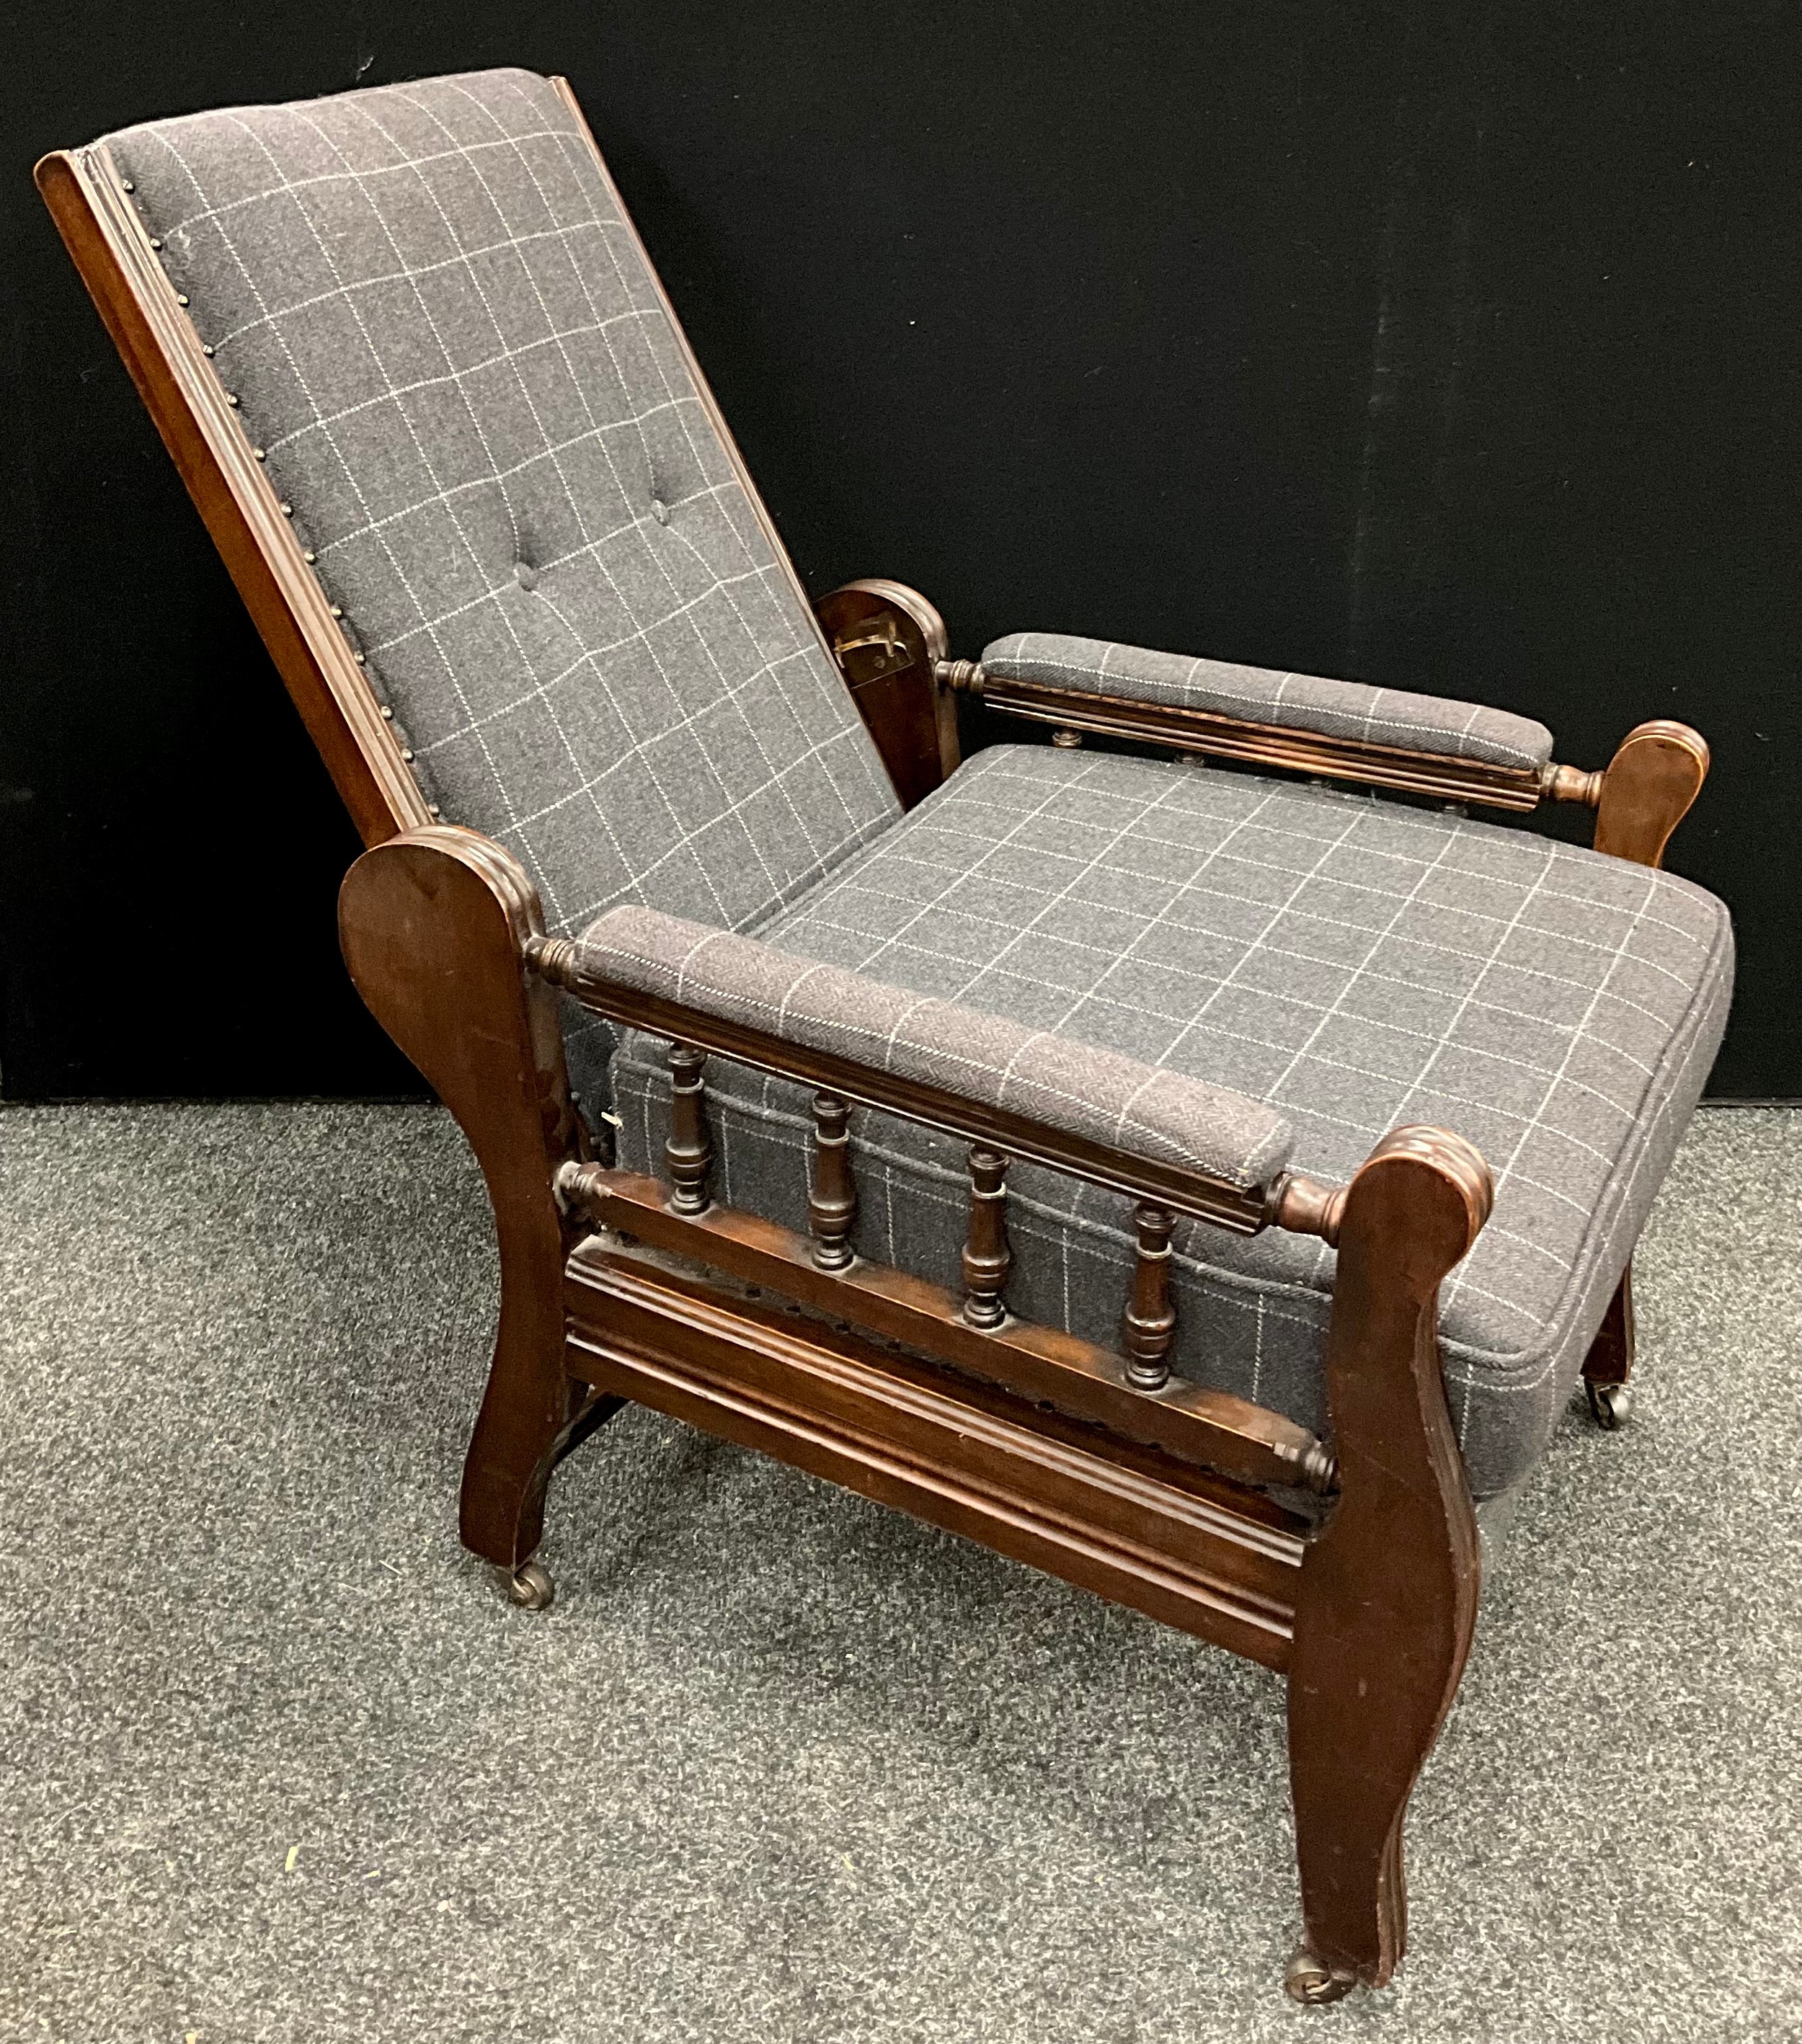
[
  {"x1": 338, "y1": 827, "x2": 594, "y2": 1596},
  {"x1": 1284, "y1": 1128, "x2": 1491, "y2": 1999}
]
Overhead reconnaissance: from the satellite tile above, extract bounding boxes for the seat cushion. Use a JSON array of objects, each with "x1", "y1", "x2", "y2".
[
  {"x1": 610, "y1": 745, "x2": 1733, "y2": 1497},
  {"x1": 103, "y1": 69, "x2": 900, "y2": 1119}
]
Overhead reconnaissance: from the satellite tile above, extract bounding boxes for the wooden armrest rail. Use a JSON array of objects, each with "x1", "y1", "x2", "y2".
[
  {"x1": 525, "y1": 933, "x2": 1344, "y2": 1239},
  {"x1": 936, "y1": 659, "x2": 1591, "y2": 813}
]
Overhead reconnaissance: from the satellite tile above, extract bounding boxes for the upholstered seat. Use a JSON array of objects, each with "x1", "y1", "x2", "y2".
[
  {"x1": 609, "y1": 745, "x2": 1732, "y2": 1497},
  {"x1": 94, "y1": 62, "x2": 1735, "y2": 1511}
]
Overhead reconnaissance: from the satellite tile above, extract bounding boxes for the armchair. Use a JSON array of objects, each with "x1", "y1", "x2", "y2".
[{"x1": 38, "y1": 65, "x2": 1731, "y2": 2003}]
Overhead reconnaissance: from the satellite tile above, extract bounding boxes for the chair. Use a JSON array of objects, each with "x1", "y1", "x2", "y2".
[{"x1": 37, "y1": 67, "x2": 1732, "y2": 2002}]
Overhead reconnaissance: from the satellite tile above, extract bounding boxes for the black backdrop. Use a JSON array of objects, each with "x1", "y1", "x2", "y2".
[{"x1": 3, "y1": 4, "x2": 1797, "y2": 1101}]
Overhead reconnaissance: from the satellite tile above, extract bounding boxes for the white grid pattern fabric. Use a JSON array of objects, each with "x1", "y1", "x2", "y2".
[
  {"x1": 983, "y1": 631, "x2": 1555, "y2": 770},
  {"x1": 102, "y1": 69, "x2": 900, "y2": 1116},
  {"x1": 611, "y1": 747, "x2": 1732, "y2": 1497},
  {"x1": 577, "y1": 905, "x2": 1292, "y2": 1187}
]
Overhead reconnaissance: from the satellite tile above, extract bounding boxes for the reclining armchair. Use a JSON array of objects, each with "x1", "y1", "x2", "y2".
[{"x1": 38, "y1": 67, "x2": 1732, "y2": 2003}]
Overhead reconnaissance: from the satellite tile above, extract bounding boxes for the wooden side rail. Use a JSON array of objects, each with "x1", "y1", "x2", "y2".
[
  {"x1": 523, "y1": 956, "x2": 1359, "y2": 1499},
  {"x1": 347, "y1": 806, "x2": 1494, "y2": 2005},
  {"x1": 940, "y1": 657, "x2": 1709, "y2": 859},
  {"x1": 555, "y1": 1160, "x2": 1339, "y2": 1498},
  {"x1": 562, "y1": 1236, "x2": 1312, "y2": 1673},
  {"x1": 522, "y1": 935, "x2": 1321, "y2": 1238},
  {"x1": 938, "y1": 659, "x2": 1559, "y2": 812}
]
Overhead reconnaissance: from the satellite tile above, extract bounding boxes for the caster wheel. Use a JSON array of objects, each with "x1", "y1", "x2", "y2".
[
  {"x1": 505, "y1": 1561, "x2": 555, "y2": 1612},
  {"x1": 1586, "y1": 1379, "x2": 1633, "y2": 1431},
  {"x1": 1284, "y1": 1947, "x2": 1358, "y2": 2006}
]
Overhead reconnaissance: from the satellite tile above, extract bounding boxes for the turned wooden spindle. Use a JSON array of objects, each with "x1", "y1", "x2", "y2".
[
  {"x1": 665, "y1": 1041, "x2": 712, "y2": 1214},
  {"x1": 808, "y1": 1090, "x2": 857, "y2": 1270},
  {"x1": 962, "y1": 1147, "x2": 1012, "y2": 1329},
  {"x1": 1122, "y1": 1201, "x2": 1177, "y2": 1390}
]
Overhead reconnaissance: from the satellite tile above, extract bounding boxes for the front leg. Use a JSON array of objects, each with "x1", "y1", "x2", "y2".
[
  {"x1": 338, "y1": 827, "x2": 598, "y2": 1601},
  {"x1": 1284, "y1": 1127, "x2": 1491, "y2": 1999}
]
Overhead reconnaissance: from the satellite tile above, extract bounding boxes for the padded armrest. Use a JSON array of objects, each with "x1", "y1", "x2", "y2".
[
  {"x1": 982, "y1": 632, "x2": 1553, "y2": 773},
  {"x1": 575, "y1": 905, "x2": 1294, "y2": 1192}
]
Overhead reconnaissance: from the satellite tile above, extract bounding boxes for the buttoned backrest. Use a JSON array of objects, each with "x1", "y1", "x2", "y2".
[{"x1": 103, "y1": 69, "x2": 900, "y2": 957}]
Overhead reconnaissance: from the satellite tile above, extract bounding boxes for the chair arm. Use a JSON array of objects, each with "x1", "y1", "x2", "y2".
[
  {"x1": 949, "y1": 631, "x2": 1573, "y2": 812},
  {"x1": 527, "y1": 905, "x2": 1295, "y2": 1233},
  {"x1": 982, "y1": 632, "x2": 1553, "y2": 770}
]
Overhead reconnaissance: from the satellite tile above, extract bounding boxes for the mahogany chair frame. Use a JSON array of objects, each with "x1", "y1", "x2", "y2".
[{"x1": 40, "y1": 92, "x2": 1710, "y2": 2002}]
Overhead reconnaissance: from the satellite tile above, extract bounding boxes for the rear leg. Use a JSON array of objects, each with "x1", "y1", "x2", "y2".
[{"x1": 1581, "y1": 1266, "x2": 1635, "y2": 1430}]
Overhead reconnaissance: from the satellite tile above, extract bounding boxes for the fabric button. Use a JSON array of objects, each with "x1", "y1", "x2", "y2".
[
  {"x1": 514, "y1": 561, "x2": 538, "y2": 591},
  {"x1": 652, "y1": 497, "x2": 670, "y2": 525}
]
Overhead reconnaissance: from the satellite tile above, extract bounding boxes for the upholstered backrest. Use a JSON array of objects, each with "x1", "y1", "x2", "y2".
[{"x1": 102, "y1": 70, "x2": 900, "y2": 960}]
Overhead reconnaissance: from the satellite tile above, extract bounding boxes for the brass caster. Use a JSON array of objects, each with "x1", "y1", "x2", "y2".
[
  {"x1": 505, "y1": 1561, "x2": 555, "y2": 1612},
  {"x1": 1284, "y1": 1946, "x2": 1358, "y2": 2007},
  {"x1": 1586, "y1": 1379, "x2": 1633, "y2": 1431}
]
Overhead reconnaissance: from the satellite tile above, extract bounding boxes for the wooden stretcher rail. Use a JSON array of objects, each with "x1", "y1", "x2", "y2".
[
  {"x1": 556, "y1": 1162, "x2": 1339, "y2": 1496},
  {"x1": 564, "y1": 1235, "x2": 1308, "y2": 1672}
]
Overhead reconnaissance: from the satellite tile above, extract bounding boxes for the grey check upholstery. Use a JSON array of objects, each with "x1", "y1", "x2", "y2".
[
  {"x1": 983, "y1": 632, "x2": 1554, "y2": 771},
  {"x1": 102, "y1": 70, "x2": 900, "y2": 1118},
  {"x1": 611, "y1": 748, "x2": 1732, "y2": 1497},
  {"x1": 577, "y1": 905, "x2": 1293, "y2": 1187}
]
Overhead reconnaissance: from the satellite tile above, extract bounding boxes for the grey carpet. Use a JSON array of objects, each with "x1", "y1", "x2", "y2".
[{"x1": 0, "y1": 1101, "x2": 1796, "y2": 2043}]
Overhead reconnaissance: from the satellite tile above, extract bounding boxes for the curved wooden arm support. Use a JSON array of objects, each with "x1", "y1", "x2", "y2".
[
  {"x1": 338, "y1": 827, "x2": 595, "y2": 1570},
  {"x1": 1287, "y1": 1126, "x2": 1491, "y2": 1994},
  {"x1": 1592, "y1": 719, "x2": 1710, "y2": 868},
  {"x1": 1567, "y1": 720, "x2": 1708, "y2": 1408},
  {"x1": 816, "y1": 579, "x2": 960, "y2": 809}
]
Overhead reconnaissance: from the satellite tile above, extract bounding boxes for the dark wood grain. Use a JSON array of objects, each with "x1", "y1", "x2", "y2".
[
  {"x1": 1582, "y1": 1266, "x2": 1635, "y2": 1390},
  {"x1": 35, "y1": 147, "x2": 427, "y2": 847},
  {"x1": 557, "y1": 1165, "x2": 1337, "y2": 1495},
  {"x1": 946, "y1": 664, "x2": 1555, "y2": 812},
  {"x1": 961, "y1": 1147, "x2": 1012, "y2": 1329},
  {"x1": 1592, "y1": 720, "x2": 1710, "y2": 868},
  {"x1": 665, "y1": 1043, "x2": 713, "y2": 1214},
  {"x1": 1286, "y1": 1127, "x2": 1491, "y2": 1994},
  {"x1": 807, "y1": 1091, "x2": 858, "y2": 1270},
  {"x1": 564, "y1": 1235, "x2": 1307, "y2": 1671},
  {"x1": 816, "y1": 579, "x2": 959, "y2": 807},
  {"x1": 337, "y1": 827, "x2": 598, "y2": 1570},
  {"x1": 527, "y1": 936, "x2": 1276, "y2": 1235},
  {"x1": 1122, "y1": 1204, "x2": 1178, "y2": 1391},
  {"x1": 40, "y1": 75, "x2": 1679, "y2": 1999}
]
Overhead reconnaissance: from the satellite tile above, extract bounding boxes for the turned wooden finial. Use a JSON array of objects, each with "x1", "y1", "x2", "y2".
[
  {"x1": 1271, "y1": 1172, "x2": 1349, "y2": 1245},
  {"x1": 933, "y1": 657, "x2": 985, "y2": 695},
  {"x1": 1538, "y1": 760, "x2": 1605, "y2": 807}
]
